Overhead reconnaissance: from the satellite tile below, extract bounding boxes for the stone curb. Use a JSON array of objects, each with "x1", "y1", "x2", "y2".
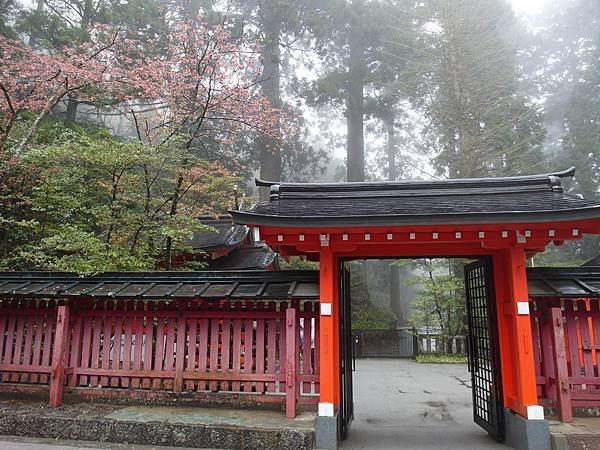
[{"x1": 0, "y1": 412, "x2": 314, "y2": 450}]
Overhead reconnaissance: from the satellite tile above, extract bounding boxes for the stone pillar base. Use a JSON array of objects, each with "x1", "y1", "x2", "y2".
[
  {"x1": 315, "y1": 411, "x2": 339, "y2": 450},
  {"x1": 504, "y1": 409, "x2": 550, "y2": 450}
]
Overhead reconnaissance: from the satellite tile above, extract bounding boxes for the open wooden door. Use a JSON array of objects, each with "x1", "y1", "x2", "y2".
[
  {"x1": 465, "y1": 258, "x2": 505, "y2": 441},
  {"x1": 339, "y1": 264, "x2": 354, "y2": 439}
]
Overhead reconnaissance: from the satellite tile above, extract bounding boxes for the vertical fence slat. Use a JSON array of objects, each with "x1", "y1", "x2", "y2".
[
  {"x1": 142, "y1": 312, "x2": 155, "y2": 389},
  {"x1": 164, "y1": 316, "x2": 176, "y2": 390},
  {"x1": 186, "y1": 318, "x2": 197, "y2": 391},
  {"x1": 3, "y1": 311, "x2": 16, "y2": 382},
  {"x1": 209, "y1": 318, "x2": 220, "y2": 392},
  {"x1": 68, "y1": 313, "x2": 83, "y2": 388},
  {"x1": 255, "y1": 306, "x2": 266, "y2": 394},
  {"x1": 0, "y1": 311, "x2": 7, "y2": 366},
  {"x1": 174, "y1": 315, "x2": 186, "y2": 393},
  {"x1": 577, "y1": 300, "x2": 595, "y2": 381},
  {"x1": 89, "y1": 314, "x2": 103, "y2": 387},
  {"x1": 132, "y1": 315, "x2": 144, "y2": 389},
  {"x1": 302, "y1": 305, "x2": 312, "y2": 394},
  {"x1": 78, "y1": 316, "x2": 92, "y2": 386},
  {"x1": 531, "y1": 315, "x2": 542, "y2": 379},
  {"x1": 100, "y1": 312, "x2": 113, "y2": 387},
  {"x1": 197, "y1": 318, "x2": 209, "y2": 391},
  {"x1": 232, "y1": 317, "x2": 242, "y2": 392},
  {"x1": 31, "y1": 312, "x2": 45, "y2": 384},
  {"x1": 220, "y1": 318, "x2": 231, "y2": 391},
  {"x1": 40, "y1": 313, "x2": 55, "y2": 384},
  {"x1": 564, "y1": 301, "x2": 581, "y2": 382},
  {"x1": 10, "y1": 315, "x2": 26, "y2": 382},
  {"x1": 266, "y1": 305, "x2": 277, "y2": 393},
  {"x1": 152, "y1": 317, "x2": 166, "y2": 389},
  {"x1": 121, "y1": 316, "x2": 134, "y2": 388},
  {"x1": 243, "y1": 317, "x2": 254, "y2": 392},
  {"x1": 20, "y1": 313, "x2": 35, "y2": 382},
  {"x1": 111, "y1": 316, "x2": 123, "y2": 387}
]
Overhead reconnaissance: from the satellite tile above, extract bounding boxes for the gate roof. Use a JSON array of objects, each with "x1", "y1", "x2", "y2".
[{"x1": 231, "y1": 168, "x2": 600, "y2": 227}]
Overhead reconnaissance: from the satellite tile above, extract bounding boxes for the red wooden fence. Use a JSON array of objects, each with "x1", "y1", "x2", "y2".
[
  {"x1": 531, "y1": 296, "x2": 600, "y2": 422},
  {"x1": 0, "y1": 298, "x2": 320, "y2": 418}
]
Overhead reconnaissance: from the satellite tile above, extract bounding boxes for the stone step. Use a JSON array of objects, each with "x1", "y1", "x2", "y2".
[
  {"x1": 0, "y1": 401, "x2": 315, "y2": 450},
  {"x1": 551, "y1": 433, "x2": 600, "y2": 450},
  {"x1": 549, "y1": 418, "x2": 600, "y2": 450}
]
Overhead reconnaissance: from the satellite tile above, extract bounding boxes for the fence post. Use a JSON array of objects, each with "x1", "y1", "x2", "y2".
[
  {"x1": 549, "y1": 307, "x2": 572, "y2": 422},
  {"x1": 412, "y1": 328, "x2": 419, "y2": 357},
  {"x1": 285, "y1": 306, "x2": 298, "y2": 419},
  {"x1": 49, "y1": 304, "x2": 70, "y2": 407},
  {"x1": 356, "y1": 330, "x2": 362, "y2": 358}
]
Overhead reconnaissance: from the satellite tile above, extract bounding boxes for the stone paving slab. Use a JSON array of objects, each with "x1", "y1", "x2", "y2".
[
  {"x1": 340, "y1": 359, "x2": 508, "y2": 450},
  {"x1": 105, "y1": 405, "x2": 315, "y2": 430}
]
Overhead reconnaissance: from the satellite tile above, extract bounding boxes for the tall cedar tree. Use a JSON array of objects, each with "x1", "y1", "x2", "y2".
[{"x1": 419, "y1": 0, "x2": 546, "y2": 178}]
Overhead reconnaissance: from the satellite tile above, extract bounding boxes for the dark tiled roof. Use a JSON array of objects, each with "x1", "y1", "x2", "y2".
[
  {"x1": 187, "y1": 215, "x2": 248, "y2": 251},
  {"x1": 527, "y1": 267, "x2": 600, "y2": 297},
  {"x1": 231, "y1": 168, "x2": 600, "y2": 227},
  {"x1": 207, "y1": 244, "x2": 278, "y2": 270},
  {"x1": 0, "y1": 271, "x2": 318, "y2": 301}
]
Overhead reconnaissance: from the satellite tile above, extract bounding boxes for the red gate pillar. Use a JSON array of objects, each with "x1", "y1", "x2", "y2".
[
  {"x1": 318, "y1": 249, "x2": 340, "y2": 418},
  {"x1": 494, "y1": 247, "x2": 542, "y2": 420}
]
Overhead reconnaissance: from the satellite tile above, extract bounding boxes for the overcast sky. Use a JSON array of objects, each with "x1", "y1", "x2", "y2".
[{"x1": 510, "y1": 0, "x2": 548, "y2": 16}]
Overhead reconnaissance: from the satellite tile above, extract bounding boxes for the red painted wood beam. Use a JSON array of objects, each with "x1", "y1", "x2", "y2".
[{"x1": 251, "y1": 218, "x2": 599, "y2": 256}]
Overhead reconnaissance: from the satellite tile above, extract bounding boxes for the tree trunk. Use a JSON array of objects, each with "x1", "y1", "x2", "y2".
[
  {"x1": 164, "y1": 174, "x2": 184, "y2": 270},
  {"x1": 257, "y1": 1, "x2": 283, "y2": 200},
  {"x1": 383, "y1": 113, "x2": 401, "y2": 324},
  {"x1": 346, "y1": 19, "x2": 365, "y2": 182},
  {"x1": 65, "y1": 98, "x2": 79, "y2": 127},
  {"x1": 384, "y1": 114, "x2": 397, "y2": 181}
]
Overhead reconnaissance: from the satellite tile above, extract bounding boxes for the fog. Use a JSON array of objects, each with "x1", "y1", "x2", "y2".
[{"x1": 0, "y1": 0, "x2": 598, "y2": 273}]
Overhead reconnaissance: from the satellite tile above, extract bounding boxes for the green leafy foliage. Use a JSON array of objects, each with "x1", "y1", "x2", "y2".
[
  {"x1": 1, "y1": 125, "x2": 237, "y2": 274},
  {"x1": 416, "y1": 354, "x2": 468, "y2": 364},
  {"x1": 348, "y1": 261, "x2": 396, "y2": 330},
  {"x1": 407, "y1": 259, "x2": 466, "y2": 337}
]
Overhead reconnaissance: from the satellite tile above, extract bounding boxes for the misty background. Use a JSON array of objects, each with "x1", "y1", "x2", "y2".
[{"x1": 0, "y1": 0, "x2": 598, "y2": 330}]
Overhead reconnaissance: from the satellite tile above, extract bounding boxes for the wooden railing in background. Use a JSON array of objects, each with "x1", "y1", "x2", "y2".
[
  {"x1": 416, "y1": 334, "x2": 467, "y2": 356},
  {"x1": 531, "y1": 297, "x2": 600, "y2": 422},
  {"x1": 0, "y1": 298, "x2": 320, "y2": 418}
]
